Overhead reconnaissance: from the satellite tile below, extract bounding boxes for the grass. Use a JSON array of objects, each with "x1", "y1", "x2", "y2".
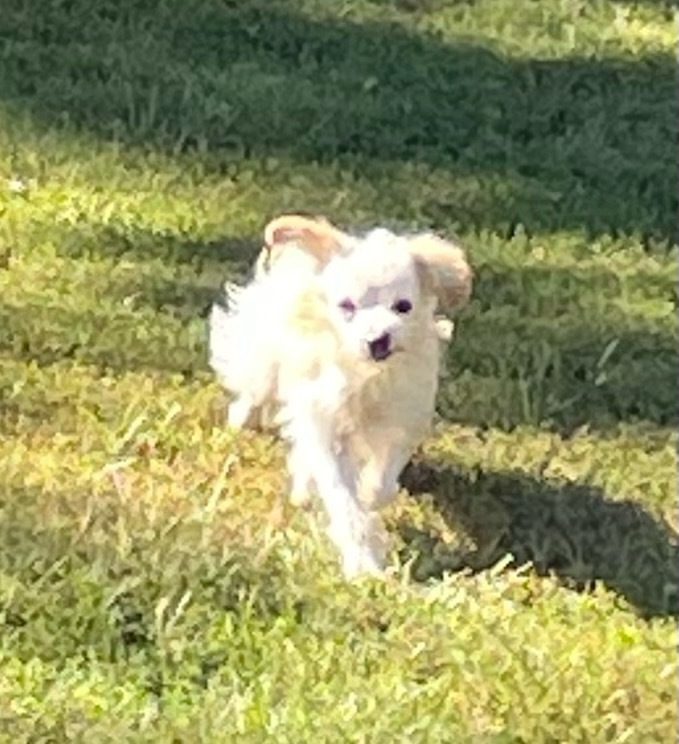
[{"x1": 0, "y1": 0, "x2": 677, "y2": 740}]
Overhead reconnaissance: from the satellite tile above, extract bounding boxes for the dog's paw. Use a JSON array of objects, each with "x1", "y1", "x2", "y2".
[
  {"x1": 361, "y1": 484, "x2": 399, "y2": 510},
  {"x1": 343, "y1": 561, "x2": 386, "y2": 581},
  {"x1": 341, "y1": 548, "x2": 387, "y2": 580},
  {"x1": 358, "y1": 472, "x2": 400, "y2": 510}
]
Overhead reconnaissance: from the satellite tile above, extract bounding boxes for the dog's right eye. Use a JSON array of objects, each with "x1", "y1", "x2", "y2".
[
  {"x1": 392, "y1": 299, "x2": 412, "y2": 314},
  {"x1": 338, "y1": 298, "x2": 356, "y2": 317}
]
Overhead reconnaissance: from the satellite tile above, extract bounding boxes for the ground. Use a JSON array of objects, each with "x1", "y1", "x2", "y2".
[{"x1": 0, "y1": 0, "x2": 677, "y2": 741}]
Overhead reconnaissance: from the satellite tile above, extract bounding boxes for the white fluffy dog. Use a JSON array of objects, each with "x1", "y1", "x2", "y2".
[{"x1": 209, "y1": 215, "x2": 472, "y2": 578}]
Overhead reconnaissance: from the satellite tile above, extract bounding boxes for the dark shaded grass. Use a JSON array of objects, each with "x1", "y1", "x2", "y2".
[
  {"x1": 400, "y1": 460, "x2": 679, "y2": 619},
  {"x1": 442, "y1": 262, "x2": 678, "y2": 432},
  {"x1": 1, "y1": 0, "x2": 676, "y2": 241}
]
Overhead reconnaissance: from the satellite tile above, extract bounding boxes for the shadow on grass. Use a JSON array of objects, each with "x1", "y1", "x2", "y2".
[
  {"x1": 1, "y1": 1, "x2": 676, "y2": 241},
  {"x1": 52, "y1": 222, "x2": 259, "y2": 270},
  {"x1": 399, "y1": 460, "x2": 679, "y2": 619}
]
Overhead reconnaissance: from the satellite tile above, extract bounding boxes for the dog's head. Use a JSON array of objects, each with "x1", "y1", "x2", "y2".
[
  {"x1": 320, "y1": 227, "x2": 472, "y2": 363},
  {"x1": 256, "y1": 215, "x2": 472, "y2": 363}
]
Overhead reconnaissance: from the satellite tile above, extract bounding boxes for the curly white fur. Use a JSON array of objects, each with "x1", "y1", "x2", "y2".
[{"x1": 209, "y1": 215, "x2": 472, "y2": 578}]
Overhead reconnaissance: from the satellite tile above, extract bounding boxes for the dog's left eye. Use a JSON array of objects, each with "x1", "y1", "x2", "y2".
[
  {"x1": 338, "y1": 298, "x2": 356, "y2": 317},
  {"x1": 392, "y1": 299, "x2": 412, "y2": 314}
]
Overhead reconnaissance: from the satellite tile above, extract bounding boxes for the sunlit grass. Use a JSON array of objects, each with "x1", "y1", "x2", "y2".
[{"x1": 0, "y1": 0, "x2": 676, "y2": 740}]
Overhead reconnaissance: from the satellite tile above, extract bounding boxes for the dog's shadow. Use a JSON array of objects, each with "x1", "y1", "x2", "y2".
[{"x1": 397, "y1": 460, "x2": 679, "y2": 619}]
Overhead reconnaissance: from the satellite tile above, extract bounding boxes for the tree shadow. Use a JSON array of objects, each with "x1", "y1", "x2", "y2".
[
  {"x1": 398, "y1": 459, "x2": 679, "y2": 619},
  {"x1": 1, "y1": 1, "x2": 676, "y2": 241},
  {"x1": 51, "y1": 221, "x2": 258, "y2": 269}
]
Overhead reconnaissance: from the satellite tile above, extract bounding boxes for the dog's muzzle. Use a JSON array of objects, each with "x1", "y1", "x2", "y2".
[{"x1": 368, "y1": 333, "x2": 392, "y2": 361}]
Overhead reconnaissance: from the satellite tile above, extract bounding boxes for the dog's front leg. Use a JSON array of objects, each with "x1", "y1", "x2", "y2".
[
  {"x1": 317, "y1": 449, "x2": 388, "y2": 578},
  {"x1": 286, "y1": 418, "x2": 387, "y2": 578}
]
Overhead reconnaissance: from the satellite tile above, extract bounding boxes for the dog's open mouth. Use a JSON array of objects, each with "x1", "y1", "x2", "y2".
[{"x1": 368, "y1": 333, "x2": 392, "y2": 361}]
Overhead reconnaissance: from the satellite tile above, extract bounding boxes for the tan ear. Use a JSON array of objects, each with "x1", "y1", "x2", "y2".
[
  {"x1": 263, "y1": 214, "x2": 348, "y2": 265},
  {"x1": 408, "y1": 233, "x2": 473, "y2": 310}
]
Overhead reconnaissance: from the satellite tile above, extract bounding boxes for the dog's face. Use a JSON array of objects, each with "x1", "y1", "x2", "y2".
[
  {"x1": 321, "y1": 229, "x2": 425, "y2": 362},
  {"x1": 260, "y1": 214, "x2": 473, "y2": 362}
]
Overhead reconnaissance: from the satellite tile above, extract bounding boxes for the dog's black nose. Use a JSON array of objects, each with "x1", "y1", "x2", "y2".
[{"x1": 369, "y1": 333, "x2": 392, "y2": 361}]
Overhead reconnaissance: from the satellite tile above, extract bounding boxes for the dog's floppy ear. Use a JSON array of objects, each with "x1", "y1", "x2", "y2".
[
  {"x1": 263, "y1": 214, "x2": 348, "y2": 265},
  {"x1": 408, "y1": 233, "x2": 473, "y2": 310}
]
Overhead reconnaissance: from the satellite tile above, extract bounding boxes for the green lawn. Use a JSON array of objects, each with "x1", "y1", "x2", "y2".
[{"x1": 0, "y1": 0, "x2": 677, "y2": 740}]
